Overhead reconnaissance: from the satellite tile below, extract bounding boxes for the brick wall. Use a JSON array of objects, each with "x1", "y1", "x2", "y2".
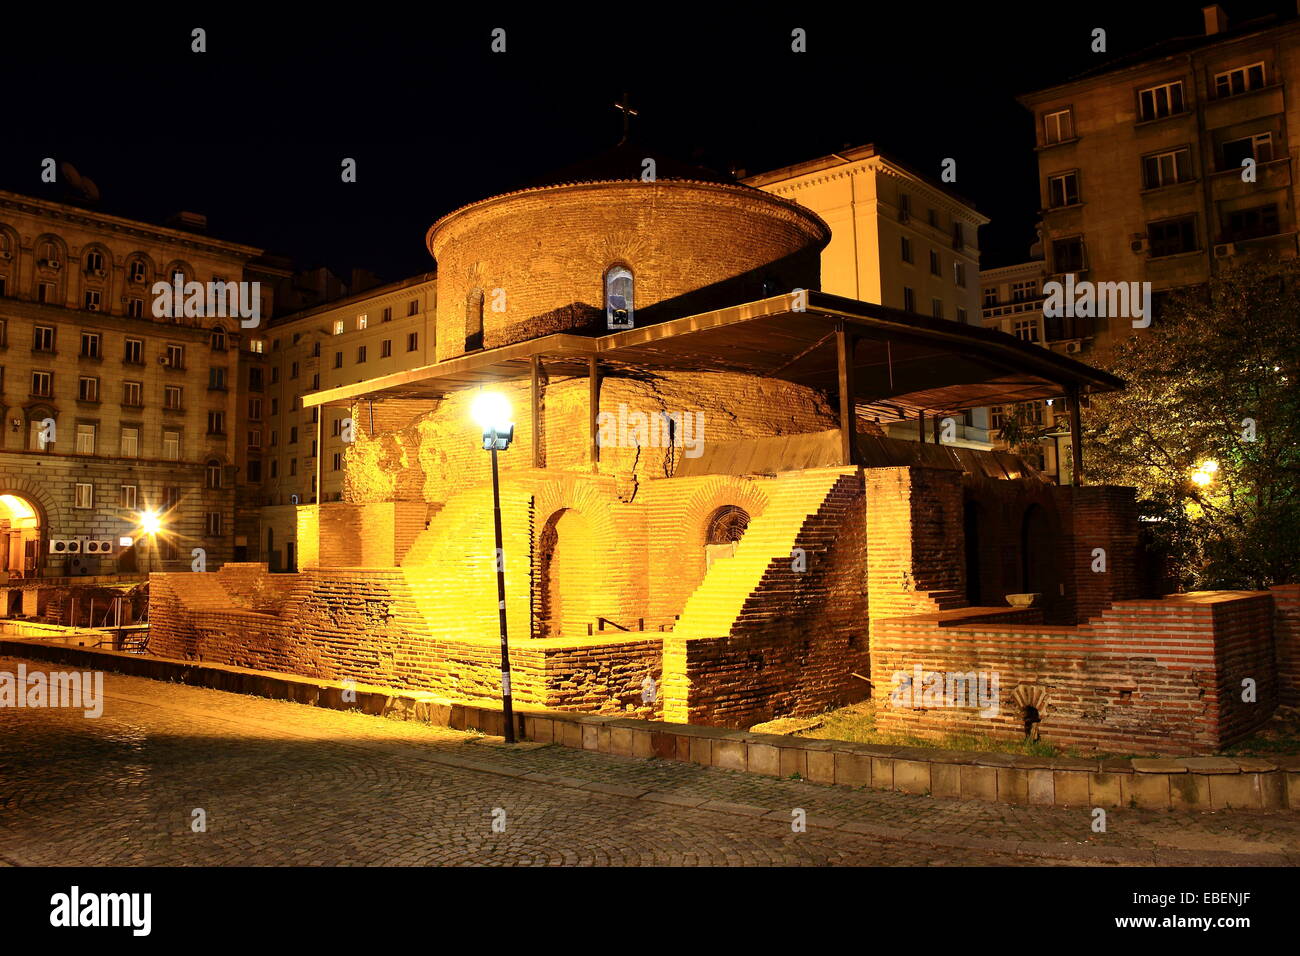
[
  {"x1": 1275, "y1": 584, "x2": 1300, "y2": 706},
  {"x1": 871, "y1": 591, "x2": 1278, "y2": 754}
]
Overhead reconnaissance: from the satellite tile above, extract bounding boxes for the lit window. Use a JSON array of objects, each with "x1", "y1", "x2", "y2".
[
  {"x1": 333, "y1": 319, "x2": 344, "y2": 335},
  {"x1": 75, "y1": 422, "x2": 96, "y2": 454},
  {"x1": 605, "y1": 265, "x2": 634, "y2": 330},
  {"x1": 162, "y1": 430, "x2": 180, "y2": 460},
  {"x1": 357, "y1": 314, "x2": 368, "y2": 330},
  {"x1": 121, "y1": 427, "x2": 139, "y2": 457}
]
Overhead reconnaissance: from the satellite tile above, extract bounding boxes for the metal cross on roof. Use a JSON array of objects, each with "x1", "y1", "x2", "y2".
[{"x1": 614, "y1": 92, "x2": 638, "y2": 144}]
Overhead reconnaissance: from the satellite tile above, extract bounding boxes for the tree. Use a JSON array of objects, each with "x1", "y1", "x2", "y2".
[{"x1": 1082, "y1": 257, "x2": 1300, "y2": 590}]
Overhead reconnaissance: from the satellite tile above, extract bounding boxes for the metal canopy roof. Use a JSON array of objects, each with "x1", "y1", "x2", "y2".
[{"x1": 303, "y1": 290, "x2": 1123, "y2": 412}]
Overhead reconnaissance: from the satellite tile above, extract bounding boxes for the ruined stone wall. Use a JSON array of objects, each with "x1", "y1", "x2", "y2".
[
  {"x1": 428, "y1": 180, "x2": 829, "y2": 360},
  {"x1": 344, "y1": 371, "x2": 837, "y2": 508},
  {"x1": 871, "y1": 592, "x2": 1278, "y2": 754}
]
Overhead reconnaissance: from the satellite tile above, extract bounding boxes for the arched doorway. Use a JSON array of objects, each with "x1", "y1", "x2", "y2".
[
  {"x1": 704, "y1": 505, "x2": 750, "y2": 570},
  {"x1": 534, "y1": 508, "x2": 594, "y2": 638},
  {"x1": 0, "y1": 494, "x2": 41, "y2": 580}
]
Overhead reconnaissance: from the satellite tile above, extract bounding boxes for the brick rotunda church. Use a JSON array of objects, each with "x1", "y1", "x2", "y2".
[{"x1": 149, "y1": 144, "x2": 1296, "y2": 754}]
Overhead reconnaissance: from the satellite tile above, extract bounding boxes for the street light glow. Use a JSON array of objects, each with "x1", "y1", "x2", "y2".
[
  {"x1": 471, "y1": 391, "x2": 512, "y2": 431},
  {"x1": 139, "y1": 510, "x2": 163, "y2": 535}
]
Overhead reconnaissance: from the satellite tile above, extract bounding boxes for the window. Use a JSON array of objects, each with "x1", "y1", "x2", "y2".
[
  {"x1": 982, "y1": 287, "x2": 998, "y2": 308},
  {"x1": 1042, "y1": 108, "x2": 1074, "y2": 145},
  {"x1": 208, "y1": 367, "x2": 226, "y2": 390},
  {"x1": 898, "y1": 193, "x2": 911, "y2": 223},
  {"x1": 356, "y1": 345, "x2": 367, "y2": 363},
  {"x1": 1052, "y1": 236, "x2": 1086, "y2": 273},
  {"x1": 0, "y1": 277, "x2": 6, "y2": 297},
  {"x1": 407, "y1": 332, "x2": 418, "y2": 352},
  {"x1": 270, "y1": 459, "x2": 279, "y2": 478},
  {"x1": 247, "y1": 460, "x2": 262, "y2": 482},
  {"x1": 83, "y1": 290, "x2": 102, "y2": 312},
  {"x1": 161, "y1": 487, "x2": 180, "y2": 512},
  {"x1": 249, "y1": 339, "x2": 264, "y2": 354},
  {"x1": 124, "y1": 338, "x2": 143, "y2": 364},
  {"x1": 249, "y1": 398, "x2": 262, "y2": 420},
  {"x1": 1011, "y1": 280, "x2": 1037, "y2": 302},
  {"x1": 121, "y1": 485, "x2": 137, "y2": 509},
  {"x1": 270, "y1": 366, "x2": 279, "y2": 384},
  {"x1": 84, "y1": 250, "x2": 104, "y2": 275},
  {"x1": 1047, "y1": 171, "x2": 1079, "y2": 207},
  {"x1": 332, "y1": 452, "x2": 342, "y2": 471},
  {"x1": 311, "y1": 342, "x2": 320, "y2": 357},
  {"x1": 31, "y1": 371, "x2": 52, "y2": 397},
  {"x1": 121, "y1": 427, "x2": 139, "y2": 457},
  {"x1": 270, "y1": 430, "x2": 278, "y2": 446},
  {"x1": 357, "y1": 314, "x2": 368, "y2": 330},
  {"x1": 903, "y1": 287, "x2": 916, "y2": 313},
  {"x1": 900, "y1": 236, "x2": 912, "y2": 263},
  {"x1": 1014, "y1": 318, "x2": 1041, "y2": 342},
  {"x1": 1142, "y1": 147, "x2": 1192, "y2": 188},
  {"x1": 956, "y1": 307, "x2": 969, "y2": 324},
  {"x1": 164, "y1": 385, "x2": 183, "y2": 410},
  {"x1": 289, "y1": 459, "x2": 297, "y2": 476},
  {"x1": 128, "y1": 259, "x2": 147, "y2": 283},
  {"x1": 1224, "y1": 204, "x2": 1279, "y2": 242},
  {"x1": 1137, "y1": 80, "x2": 1185, "y2": 121},
  {"x1": 953, "y1": 262, "x2": 967, "y2": 288},
  {"x1": 248, "y1": 429, "x2": 262, "y2": 449},
  {"x1": 210, "y1": 327, "x2": 226, "y2": 350},
  {"x1": 37, "y1": 282, "x2": 55, "y2": 304},
  {"x1": 291, "y1": 361, "x2": 299, "y2": 379},
  {"x1": 75, "y1": 422, "x2": 96, "y2": 454},
  {"x1": 289, "y1": 426, "x2": 299, "y2": 444},
  {"x1": 80, "y1": 332, "x2": 101, "y2": 358},
  {"x1": 1214, "y1": 62, "x2": 1265, "y2": 98},
  {"x1": 207, "y1": 411, "x2": 225, "y2": 435},
  {"x1": 382, "y1": 307, "x2": 392, "y2": 322},
  {"x1": 333, "y1": 351, "x2": 343, "y2": 369},
  {"x1": 332, "y1": 319, "x2": 344, "y2": 335},
  {"x1": 162, "y1": 430, "x2": 180, "y2": 460},
  {"x1": 929, "y1": 250, "x2": 941, "y2": 276},
  {"x1": 249, "y1": 367, "x2": 264, "y2": 391},
  {"x1": 952, "y1": 222, "x2": 965, "y2": 252},
  {"x1": 1147, "y1": 216, "x2": 1198, "y2": 257},
  {"x1": 74, "y1": 483, "x2": 94, "y2": 509},
  {"x1": 1222, "y1": 132, "x2": 1273, "y2": 170},
  {"x1": 78, "y1": 376, "x2": 99, "y2": 403},
  {"x1": 33, "y1": 326, "x2": 54, "y2": 352},
  {"x1": 205, "y1": 512, "x2": 223, "y2": 537},
  {"x1": 127, "y1": 298, "x2": 143, "y2": 318},
  {"x1": 310, "y1": 373, "x2": 319, "y2": 390},
  {"x1": 29, "y1": 416, "x2": 52, "y2": 451},
  {"x1": 407, "y1": 299, "x2": 419, "y2": 316},
  {"x1": 605, "y1": 266, "x2": 634, "y2": 330},
  {"x1": 931, "y1": 298, "x2": 944, "y2": 319},
  {"x1": 165, "y1": 344, "x2": 184, "y2": 369},
  {"x1": 381, "y1": 339, "x2": 392, "y2": 358},
  {"x1": 310, "y1": 407, "x2": 318, "y2": 424},
  {"x1": 205, "y1": 459, "x2": 222, "y2": 489}
]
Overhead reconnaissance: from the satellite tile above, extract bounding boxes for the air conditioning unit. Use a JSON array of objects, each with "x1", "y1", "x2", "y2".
[
  {"x1": 1064, "y1": 341, "x2": 1083, "y2": 354},
  {"x1": 68, "y1": 557, "x2": 92, "y2": 577},
  {"x1": 159, "y1": 354, "x2": 170, "y2": 365},
  {"x1": 48, "y1": 538, "x2": 81, "y2": 554},
  {"x1": 1213, "y1": 242, "x2": 1236, "y2": 258},
  {"x1": 1129, "y1": 237, "x2": 1149, "y2": 254},
  {"x1": 39, "y1": 258, "x2": 61, "y2": 270},
  {"x1": 0, "y1": 250, "x2": 12, "y2": 261},
  {"x1": 83, "y1": 539, "x2": 115, "y2": 554}
]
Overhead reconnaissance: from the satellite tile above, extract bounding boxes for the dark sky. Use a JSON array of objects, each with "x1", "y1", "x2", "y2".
[{"x1": 4, "y1": 2, "x2": 1295, "y2": 280}]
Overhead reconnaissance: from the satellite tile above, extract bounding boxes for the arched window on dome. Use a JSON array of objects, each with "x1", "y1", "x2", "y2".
[
  {"x1": 605, "y1": 265, "x2": 634, "y2": 330},
  {"x1": 465, "y1": 289, "x2": 485, "y2": 352}
]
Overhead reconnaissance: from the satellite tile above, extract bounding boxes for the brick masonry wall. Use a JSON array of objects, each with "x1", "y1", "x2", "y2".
[
  {"x1": 871, "y1": 592, "x2": 1278, "y2": 754},
  {"x1": 428, "y1": 180, "x2": 829, "y2": 361},
  {"x1": 1275, "y1": 584, "x2": 1300, "y2": 706}
]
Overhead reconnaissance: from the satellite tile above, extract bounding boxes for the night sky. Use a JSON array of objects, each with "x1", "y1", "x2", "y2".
[{"x1": 4, "y1": 2, "x2": 1295, "y2": 283}]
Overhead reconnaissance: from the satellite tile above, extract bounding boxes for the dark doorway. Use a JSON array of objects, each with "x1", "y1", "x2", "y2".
[
  {"x1": 963, "y1": 500, "x2": 982, "y2": 605},
  {"x1": 1020, "y1": 504, "x2": 1054, "y2": 595}
]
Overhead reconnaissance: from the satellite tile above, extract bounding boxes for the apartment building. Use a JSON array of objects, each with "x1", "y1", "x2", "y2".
[
  {"x1": 253, "y1": 275, "x2": 436, "y2": 570},
  {"x1": 743, "y1": 144, "x2": 993, "y2": 447},
  {"x1": 0, "y1": 190, "x2": 267, "y2": 579},
  {"x1": 1019, "y1": 3, "x2": 1300, "y2": 355}
]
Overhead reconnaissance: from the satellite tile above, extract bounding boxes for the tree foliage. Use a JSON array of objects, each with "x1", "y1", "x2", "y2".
[{"x1": 1082, "y1": 258, "x2": 1300, "y2": 590}]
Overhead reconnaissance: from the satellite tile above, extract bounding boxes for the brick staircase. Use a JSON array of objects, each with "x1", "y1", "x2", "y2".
[{"x1": 673, "y1": 469, "x2": 859, "y2": 638}]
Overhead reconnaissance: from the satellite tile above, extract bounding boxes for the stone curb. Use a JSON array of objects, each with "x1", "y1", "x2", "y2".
[{"x1": 4, "y1": 639, "x2": 1298, "y2": 815}]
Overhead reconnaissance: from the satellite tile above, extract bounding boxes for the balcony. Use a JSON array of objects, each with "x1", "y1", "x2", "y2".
[{"x1": 1208, "y1": 156, "x2": 1291, "y2": 204}]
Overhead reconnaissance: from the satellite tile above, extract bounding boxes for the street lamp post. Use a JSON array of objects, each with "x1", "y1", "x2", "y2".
[{"x1": 473, "y1": 392, "x2": 517, "y2": 743}]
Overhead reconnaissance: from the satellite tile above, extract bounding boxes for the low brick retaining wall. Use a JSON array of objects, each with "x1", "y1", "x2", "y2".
[{"x1": 4, "y1": 638, "x2": 1297, "y2": 812}]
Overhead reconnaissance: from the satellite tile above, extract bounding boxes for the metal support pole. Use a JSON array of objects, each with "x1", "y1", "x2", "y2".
[
  {"x1": 588, "y1": 355, "x2": 600, "y2": 471},
  {"x1": 490, "y1": 445, "x2": 516, "y2": 743},
  {"x1": 1068, "y1": 387, "x2": 1085, "y2": 486},
  {"x1": 314, "y1": 410, "x2": 325, "y2": 503},
  {"x1": 531, "y1": 355, "x2": 542, "y2": 469},
  {"x1": 835, "y1": 326, "x2": 856, "y2": 466}
]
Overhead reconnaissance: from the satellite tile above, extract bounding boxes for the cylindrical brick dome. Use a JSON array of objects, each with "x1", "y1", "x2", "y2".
[{"x1": 427, "y1": 172, "x2": 830, "y2": 361}]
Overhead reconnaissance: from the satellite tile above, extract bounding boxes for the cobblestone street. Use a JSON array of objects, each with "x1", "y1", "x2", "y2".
[{"x1": 2, "y1": 659, "x2": 1297, "y2": 867}]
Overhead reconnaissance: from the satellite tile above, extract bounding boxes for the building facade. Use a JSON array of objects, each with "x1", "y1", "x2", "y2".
[
  {"x1": 1019, "y1": 4, "x2": 1300, "y2": 355},
  {"x1": 0, "y1": 190, "x2": 266, "y2": 582}
]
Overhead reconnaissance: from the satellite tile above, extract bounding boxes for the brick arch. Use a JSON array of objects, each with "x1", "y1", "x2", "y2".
[
  {"x1": 680, "y1": 477, "x2": 771, "y2": 546},
  {"x1": 530, "y1": 478, "x2": 623, "y2": 637}
]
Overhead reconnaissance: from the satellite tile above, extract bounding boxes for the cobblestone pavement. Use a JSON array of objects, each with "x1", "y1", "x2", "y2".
[{"x1": 1, "y1": 659, "x2": 1296, "y2": 866}]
